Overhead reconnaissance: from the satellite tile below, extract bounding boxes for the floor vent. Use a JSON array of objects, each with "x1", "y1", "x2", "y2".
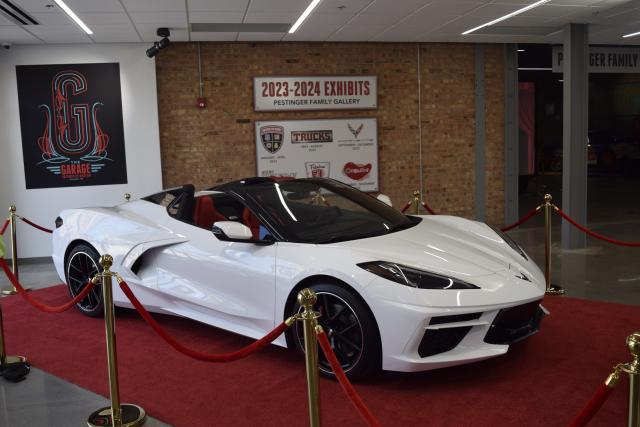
[{"x1": 0, "y1": 0, "x2": 39, "y2": 26}]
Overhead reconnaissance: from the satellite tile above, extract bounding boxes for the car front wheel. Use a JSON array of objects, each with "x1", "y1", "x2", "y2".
[
  {"x1": 288, "y1": 282, "x2": 381, "y2": 380},
  {"x1": 65, "y1": 244, "x2": 103, "y2": 317}
]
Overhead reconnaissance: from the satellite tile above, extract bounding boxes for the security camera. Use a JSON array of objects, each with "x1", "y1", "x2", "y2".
[
  {"x1": 146, "y1": 28, "x2": 170, "y2": 58},
  {"x1": 1, "y1": 43, "x2": 11, "y2": 50}
]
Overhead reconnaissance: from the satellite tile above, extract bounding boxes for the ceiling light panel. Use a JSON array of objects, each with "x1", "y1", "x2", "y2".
[
  {"x1": 462, "y1": 0, "x2": 552, "y2": 35},
  {"x1": 53, "y1": 0, "x2": 93, "y2": 34},
  {"x1": 52, "y1": 0, "x2": 125, "y2": 13},
  {"x1": 289, "y1": 0, "x2": 323, "y2": 33}
]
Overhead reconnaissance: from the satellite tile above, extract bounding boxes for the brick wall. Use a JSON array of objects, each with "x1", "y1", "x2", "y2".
[{"x1": 156, "y1": 42, "x2": 505, "y2": 224}]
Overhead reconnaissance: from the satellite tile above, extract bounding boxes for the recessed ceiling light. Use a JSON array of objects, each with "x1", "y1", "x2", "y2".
[
  {"x1": 289, "y1": 0, "x2": 322, "y2": 34},
  {"x1": 53, "y1": 0, "x2": 93, "y2": 35},
  {"x1": 462, "y1": 0, "x2": 552, "y2": 35},
  {"x1": 517, "y1": 49, "x2": 525, "y2": 52},
  {"x1": 623, "y1": 31, "x2": 640, "y2": 38}
]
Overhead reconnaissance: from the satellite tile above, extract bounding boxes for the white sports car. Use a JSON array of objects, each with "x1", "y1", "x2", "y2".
[{"x1": 52, "y1": 177, "x2": 546, "y2": 379}]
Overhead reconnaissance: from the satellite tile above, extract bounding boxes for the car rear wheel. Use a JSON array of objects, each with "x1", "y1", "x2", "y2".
[
  {"x1": 287, "y1": 283, "x2": 381, "y2": 380},
  {"x1": 65, "y1": 244, "x2": 103, "y2": 317}
]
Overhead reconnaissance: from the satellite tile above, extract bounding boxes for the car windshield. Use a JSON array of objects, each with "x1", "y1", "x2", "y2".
[{"x1": 242, "y1": 179, "x2": 418, "y2": 243}]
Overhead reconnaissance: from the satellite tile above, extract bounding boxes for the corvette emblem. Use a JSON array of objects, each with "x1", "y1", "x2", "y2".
[
  {"x1": 343, "y1": 162, "x2": 372, "y2": 180},
  {"x1": 348, "y1": 123, "x2": 364, "y2": 138},
  {"x1": 260, "y1": 125, "x2": 284, "y2": 154}
]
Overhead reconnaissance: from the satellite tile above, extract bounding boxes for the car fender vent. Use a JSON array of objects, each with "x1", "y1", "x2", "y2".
[
  {"x1": 131, "y1": 254, "x2": 145, "y2": 275},
  {"x1": 0, "y1": 0, "x2": 39, "y2": 25},
  {"x1": 429, "y1": 312, "x2": 482, "y2": 325}
]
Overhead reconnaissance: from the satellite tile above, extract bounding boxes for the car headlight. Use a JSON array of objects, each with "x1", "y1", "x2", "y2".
[
  {"x1": 357, "y1": 261, "x2": 479, "y2": 290},
  {"x1": 488, "y1": 225, "x2": 528, "y2": 261}
]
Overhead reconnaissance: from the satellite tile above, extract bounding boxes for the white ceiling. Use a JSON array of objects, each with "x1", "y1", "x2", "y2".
[{"x1": 1, "y1": 0, "x2": 640, "y2": 45}]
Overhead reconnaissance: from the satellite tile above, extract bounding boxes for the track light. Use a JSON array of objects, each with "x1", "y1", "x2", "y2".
[{"x1": 146, "y1": 28, "x2": 170, "y2": 58}]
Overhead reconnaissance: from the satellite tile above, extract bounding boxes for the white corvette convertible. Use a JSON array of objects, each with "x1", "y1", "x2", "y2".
[{"x1": 52, "y1": 177, "x2": 546, "y2": 379}]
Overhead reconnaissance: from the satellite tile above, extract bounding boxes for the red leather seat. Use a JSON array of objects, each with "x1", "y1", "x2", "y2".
[
  {"x1": 194, "y1": 197, "x2": 226, "y2": 230},
  {"x1": 242, "y1": 208, "x2": 261, "y2": 239}
]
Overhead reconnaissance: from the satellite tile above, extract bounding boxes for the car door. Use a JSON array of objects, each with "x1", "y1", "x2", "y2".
[{"x1": 152, "y1": 192, "x2": 277, "y2": 340}]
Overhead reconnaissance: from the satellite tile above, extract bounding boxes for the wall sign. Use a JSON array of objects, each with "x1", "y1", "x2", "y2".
[
  {"x1": 16, "y1": 63, "x2": 127, "y2": 189},
  {"x1": 255, "y1": 118, "x2": 378, "y2": 191},
  {"x1": 552, "y1": 46, "x2": 640, "y2": 73},
  {"x1": 253, "y1": 76, "x2": 377, "y2": 111}
]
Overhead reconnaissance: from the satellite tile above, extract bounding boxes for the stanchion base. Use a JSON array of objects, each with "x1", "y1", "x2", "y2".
[
  {"x1": 1, "y1": 287, "x2": 31, "y2": 295},
  {"x1": 1, "y1": 355, "x2": 27, "y2": 365},
  {"x1": 87, "y1": 404, "x2": 146, "y2": 427},
  {"x1": 545, "y1": 284, "x2": 565, "y2": 295}
]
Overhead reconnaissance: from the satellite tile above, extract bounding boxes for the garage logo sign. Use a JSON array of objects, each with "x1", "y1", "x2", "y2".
[
  {"x1": 260, "y1": 125, "x2": 284, "y2": 153},
  {"x1": 16, "y1": 63, "x2": 127, "y2": 189}
]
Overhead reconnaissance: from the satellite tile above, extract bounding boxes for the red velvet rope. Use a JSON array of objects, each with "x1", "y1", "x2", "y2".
[
  {"x1": 0, "y1": 218, "x2": 8, "y2": 236},
  {"x1": 400, "y1": 200, "x2": 413, "y2": 213},
  {"x1": 556, "y1": 208, "x2": 640, "y2": 247},
  {"x1": 119, "y1": 279, "x2": 290, "y2": 362},
  {"x1": 316, "y1": 330, "x2": 382, "y2": 427},
  {"x1": 421, "y1": 201, "x2": 436, "y2": 215},
  {"x1": 0, "y1": 258, "x2": 96, "y2": 313},
  {"x1": 500, "y1": 206, "x2": 540, "y2": 232},
  {"x1": 18, "y1": 216, "x2": 53, "y2": 234},
  {"x1": 567, "y1": 383, "x2": 615, "y2": 427}
]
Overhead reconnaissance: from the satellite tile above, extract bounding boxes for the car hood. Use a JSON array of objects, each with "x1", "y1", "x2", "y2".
[{"x1": 337, "y1": 216, "x2": 524, "y2": 280}]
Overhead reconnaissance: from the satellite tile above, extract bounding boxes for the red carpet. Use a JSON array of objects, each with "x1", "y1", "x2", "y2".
[{"x1": 1, "y1": 286, "x2": 637, "y2": 427}]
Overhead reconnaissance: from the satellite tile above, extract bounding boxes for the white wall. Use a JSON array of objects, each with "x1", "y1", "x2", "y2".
[{"x1": 0, "y1": 44, "x2": 163, "y2": 258}]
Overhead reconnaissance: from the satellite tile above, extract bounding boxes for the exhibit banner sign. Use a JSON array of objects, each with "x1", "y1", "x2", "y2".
[
  {"x1": 253, "y1": 75, "x2": 377, "y2": 111},
  {"x1": 552, "y1": 46, "x2": 640, "y2": 73},
  {"x1": 16, "y1": 63, "x2": 127, "y2": 189},
  {"x1": 255, "y1": 118, "x2": 379, "y2": 191}
]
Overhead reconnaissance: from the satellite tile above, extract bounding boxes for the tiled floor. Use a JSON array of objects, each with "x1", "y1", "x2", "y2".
[
  {"x1": 0, "y1": 368, "x2": 169, "y2": 427},
  {"x1": 1, "y1": 209, "x2": 638, "y2": 426}
]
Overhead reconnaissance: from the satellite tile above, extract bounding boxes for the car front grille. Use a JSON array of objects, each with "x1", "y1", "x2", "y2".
[{"x1": 483, "y1": 300, "x2": 544, "y2": 345}]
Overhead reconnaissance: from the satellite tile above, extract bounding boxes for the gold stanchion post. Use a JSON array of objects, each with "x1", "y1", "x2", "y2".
[
  {"x1": 413, "y1": 190, "x2": 420, "y2": 215},
  {"x1": 298, "y1": 288, "x2": 321, "y2": 427},
  {"x1": 2, "y1": 206, "x2": 19, "y2": 295},
  {"x1": 87, "y1": 255, "x2": 145, "y2": 427},
  {"x1": 622, "y1": 332, "x2": 640, "y2": 427},
  {"x1": 542, "y1": 194, "x2": 564, "y2": 295},
  {"x1": 124, "y1": 193, "x2": 131, "y2": 202},
  {"x1": 0, "y1": 304, "x2": 27, "y2": 366}
]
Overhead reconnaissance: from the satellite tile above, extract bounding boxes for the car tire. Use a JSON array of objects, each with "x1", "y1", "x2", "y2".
[
  {"x1": 65, "y1": 244, "x2": 104, "y2": 317},
  {"x1": 286, "y1": 282, "x2": 381, "y2": 381}
]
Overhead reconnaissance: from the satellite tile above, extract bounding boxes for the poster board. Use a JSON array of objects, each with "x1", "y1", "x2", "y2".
[
  {"x1": 254, "y1": 75, "x2": 377, "y2": 111},
  {"x1": 255, "y1": 118, "x2": 378, "y2": 191},
  {"x1": 16, "y1": 63, "x2": 127, "y2": 189}
]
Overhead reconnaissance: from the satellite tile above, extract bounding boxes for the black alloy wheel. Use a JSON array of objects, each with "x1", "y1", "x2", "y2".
[
  {"x1": 288, "y1": 283, "x2": 381, "y2": 380},
  {"x1": 65, "y1": 244, "x2": 104, "y2": 317}
]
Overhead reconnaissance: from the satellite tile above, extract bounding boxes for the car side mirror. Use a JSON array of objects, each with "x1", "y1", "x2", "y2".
[
  {"x1": 212, "y1": 221, "x2": 274, "y2": 245},
  {"x1": 377, "y1": 194, "x2": 392, "y2": 207}
]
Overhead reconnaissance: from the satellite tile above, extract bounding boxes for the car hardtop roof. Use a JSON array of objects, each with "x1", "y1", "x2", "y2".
[{"x1": 208, "y1": 176, "x2": 330, "y2": 192}]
